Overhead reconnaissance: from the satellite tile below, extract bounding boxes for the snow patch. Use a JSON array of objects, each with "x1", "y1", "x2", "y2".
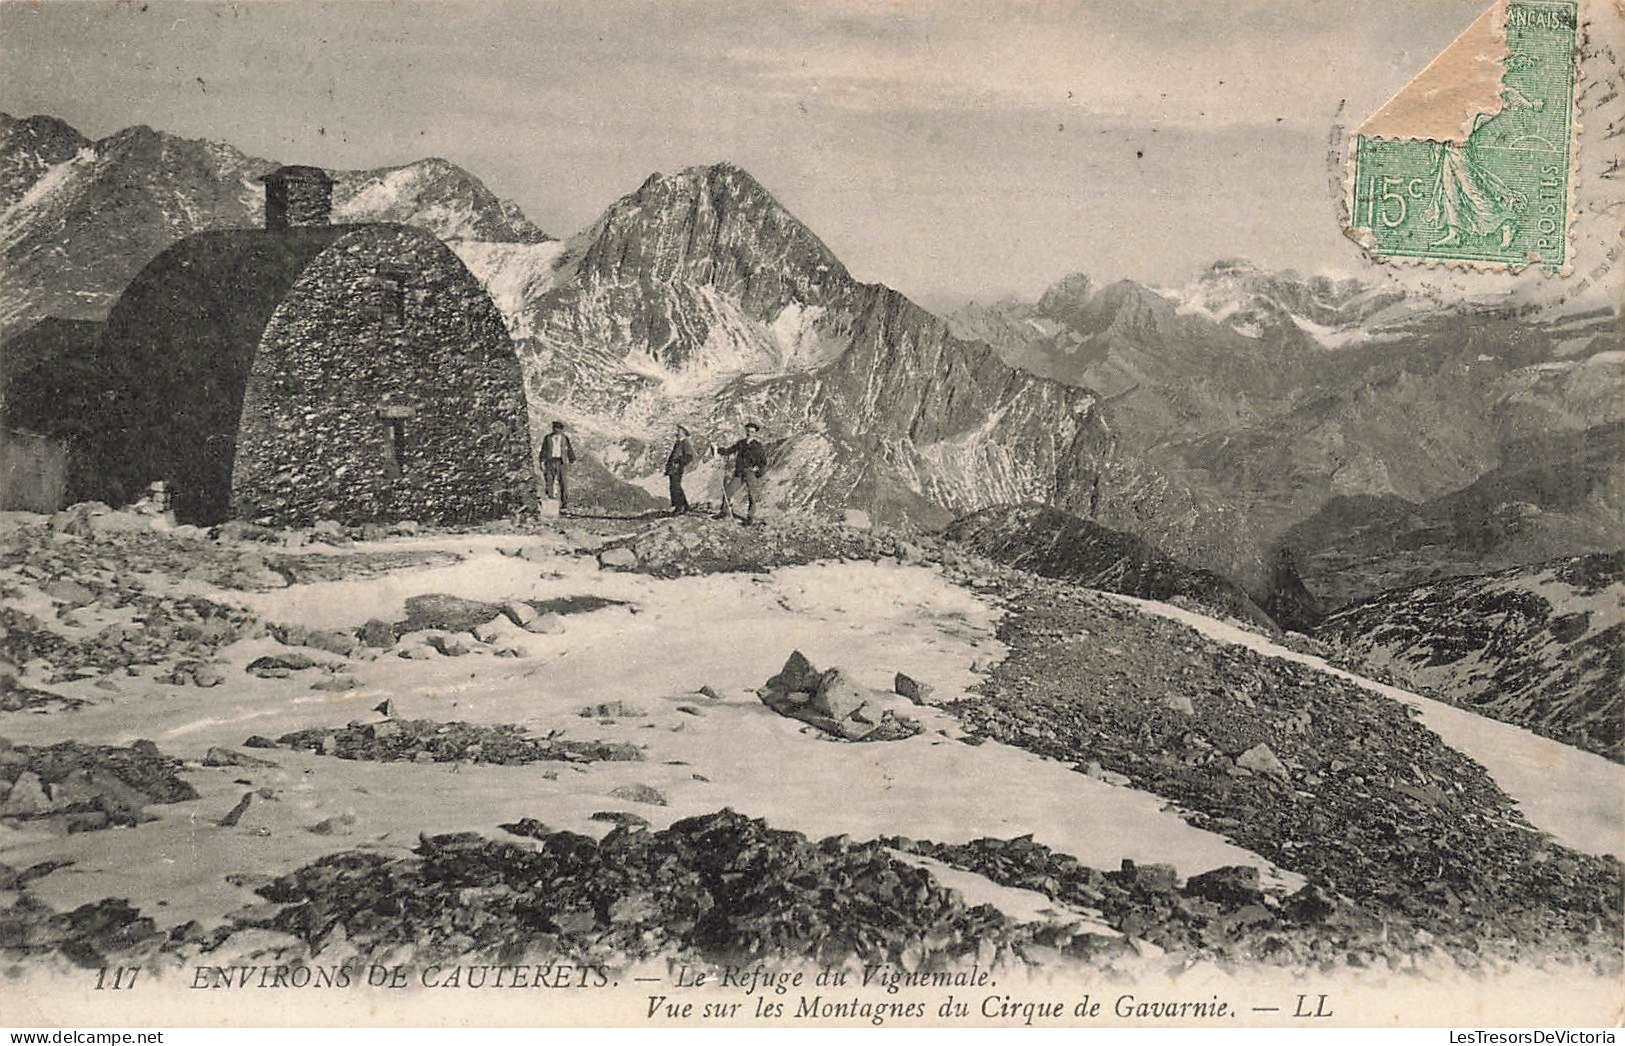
[
  {"x1": 451, "y1": 240, "x2": 569, "y2": 338},
  {"x1": 0, "y1": 146, "x2": 94, "y2": 248}
]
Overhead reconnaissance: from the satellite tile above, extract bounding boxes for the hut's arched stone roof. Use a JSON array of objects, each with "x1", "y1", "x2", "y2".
[{"x1": 93, "y1": 223, "x2": 410, "y2": 520}]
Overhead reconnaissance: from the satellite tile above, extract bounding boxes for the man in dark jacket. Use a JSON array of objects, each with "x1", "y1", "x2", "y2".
[
  {"x1": 664, "y1": 424, "x2": 695, "y2": 515},
  {"x1": 539, "y1": 420, "x2": 576, "y2": 510},
  {"x1": 716, "y1": 422, "x2": 768, "y2": 524}
]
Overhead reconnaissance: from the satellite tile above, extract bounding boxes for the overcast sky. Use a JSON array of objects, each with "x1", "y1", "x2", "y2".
[{"x1": 1, "y1": 0, "x2": 1491, "y2": 306}]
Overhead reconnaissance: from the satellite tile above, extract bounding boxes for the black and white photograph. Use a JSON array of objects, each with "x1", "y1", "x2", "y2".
[{"x1": 0, "y1": 0, "x2": 1620, "y2": 1033}]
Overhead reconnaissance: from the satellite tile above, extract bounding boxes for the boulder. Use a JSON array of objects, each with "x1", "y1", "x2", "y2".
[
  {"x1": 472, "y1": 621, "x2": 504, "y2": 644},
  {"x1": 1283, "y1": 883, "x2": 1337, "y2": 923},
  {"x1": 358, "y1": 619, "x2": 398, "y2": 648},
  {"x1": 0, "y1": 771, "x2": 49, "y2": 817},
  {"x1": 1118, "y1": 859, "x2": 1178, "y2": 893},
  {"x1": 842, "y1": 509, "x2": 873, "y2": 530},
  {"x1": 810, "y1": 669, "x2": 871, "y2": 721},
  {"x1": 41, "y1": 579, "x2": 97, "y2": 606},
  {"x1": 427, "y1": 634, "x2": 470, "y2": 657},
  {"x1": 246, "y1": 653, "x2": 321, "y2": 677},
  {"x1": 1183, "y1": 865, "x2": 1264, "y2": 906},
  {"x1": 1236, "y1": 743, "x2": 1289, "y2": 782},
  {"x1": 609, "y1": 784, "x2": 667, "y2": 806},
  {"x1": 500, "y1": 599, "x2": 538, "y2": 626},
  {"x1": 894, "y1": 672, "x2": 937, "y2": 706},
  {"x1": 764, "y1": 651, "x2": 822, "y2": 696},
  {"x1": 189, "y1": 663, "x2": 225, "y2": 688},
  {"x1": 203, "y1": 747, "x2": 277, "y2": 769},
  {"x1": 523, "y1": 612, "x2": 566, "y2": 635},
  {"x1": 1164, "y1": 693, "x2": 1196, "y2": 715},
  {"x1": 590, "y1": 810, "x2": 648, "y2": 828},
  {"x1": 1083, "y1": 761, "x2": 1132, "y2": 787},
  {"x1": 597, "y1": 546, "x2": 639, "y2": 570},
  {"x1": 303, "y1": 630, "x2": 362, "y2": 658},
  {"x1": 402, "y1": 594, "x2": 501, "y2": 633}
]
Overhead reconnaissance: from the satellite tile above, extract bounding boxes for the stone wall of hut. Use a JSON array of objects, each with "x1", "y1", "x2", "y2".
[{"x1": 230, "y1": 225, "x2": 534, "y2": 525}]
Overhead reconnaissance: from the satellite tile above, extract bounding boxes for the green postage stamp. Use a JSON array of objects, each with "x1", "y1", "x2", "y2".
[{"x1": 1348, "y1": 0, "x2": 1579, "y2": 271}]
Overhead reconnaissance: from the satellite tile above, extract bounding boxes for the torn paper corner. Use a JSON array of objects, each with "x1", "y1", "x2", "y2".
[{"x1": 1356, "y1": 0, "x2": 1510, "y2": 143}]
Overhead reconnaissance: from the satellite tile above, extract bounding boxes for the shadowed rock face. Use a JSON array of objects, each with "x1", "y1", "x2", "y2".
[
  {"x1": 1280, "y1": 422, "x2": 1625, "y2": 609},
  {"x1": 943, "y1": 504, "x2": 1276, "y2": 629},
  {"x1": 1316, "y1": 551, "x2": 1625, "y2": 762}
]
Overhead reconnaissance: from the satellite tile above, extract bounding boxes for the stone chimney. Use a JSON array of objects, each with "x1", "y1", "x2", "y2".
[{"x1": 260, "y1": 165, "x2": 334, "y2": 230}]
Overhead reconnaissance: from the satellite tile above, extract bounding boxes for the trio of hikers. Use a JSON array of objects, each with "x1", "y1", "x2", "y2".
[{"x1": 538, "y1": 419, "x2": 770, "y2": 523}]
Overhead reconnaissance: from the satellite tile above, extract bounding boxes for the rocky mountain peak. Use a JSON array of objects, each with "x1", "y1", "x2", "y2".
[
  {"x1": 574, "y1": 161, "x2": 849, "y2": 317},
  {"x1": 0, "y1": 112, "x2": 91, "y2": 211},
  {"x1": 1035, "y1": 272, "x2": 1093, "y2": 317},
  {"x1": 1184, "y1": 258, "x2": 1406, "y2": 335},
  {"x1": 330, "y1": 157, "x2": 550, "y2": 243},
  {"x1": 1037, "y1": 274, "x2": 1177, "y2": 341}
]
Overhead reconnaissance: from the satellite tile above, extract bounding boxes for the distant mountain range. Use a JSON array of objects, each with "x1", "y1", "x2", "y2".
[{"x1": 950, "y1": 264, "x2": 1623, "y2": 610}]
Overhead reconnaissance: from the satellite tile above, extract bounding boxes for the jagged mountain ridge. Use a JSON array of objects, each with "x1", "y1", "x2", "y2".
[
  {"x1": 1315, "y1": 551, "x2": 1625, "y2": 762},
  {"x1": 0, "y1": 113, "x2": 88, "y2": 212},
  {"x1": 0, "y1": 113, "x2": 549, "y2": 341}
]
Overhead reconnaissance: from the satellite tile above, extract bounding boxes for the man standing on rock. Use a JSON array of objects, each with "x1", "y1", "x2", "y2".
[
  {"x1": 716, "y1": 421, "x2": 769, "y2": 525},
  {"x1": 540, "y1": 420, "x2": 576, "y2": 512},
  {"x1": 664, "y1": 424, "x2": 696, "y2": 515}
]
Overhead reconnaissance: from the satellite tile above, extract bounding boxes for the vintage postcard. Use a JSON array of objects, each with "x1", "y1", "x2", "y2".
[{"x1": 1, "y1": 0, "x2": 1621, "y2": 1034}]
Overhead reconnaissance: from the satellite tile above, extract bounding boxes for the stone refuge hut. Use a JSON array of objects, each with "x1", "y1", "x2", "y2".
[{"x1": 88, "y1": 165, "x2": 534, "y2": 525}]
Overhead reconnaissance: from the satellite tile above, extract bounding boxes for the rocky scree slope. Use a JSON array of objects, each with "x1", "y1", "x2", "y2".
[
  {"x1": 1315, "y1": 551, "x2": 1625, "y2": 762},
  {"x1": 946, "y1": 570, "x2": 1621, "y2": 969}
]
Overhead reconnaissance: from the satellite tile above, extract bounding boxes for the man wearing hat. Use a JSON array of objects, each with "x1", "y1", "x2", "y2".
[
  {"x1": 664, "y1": 424, "x2": 696, "y2": 515},
  {"x1": 716, "y1": 421, "x2": 769, "y2": 524},
  {"x1": 539, "y1": 420, "x2": 576, "y2": 511}
]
